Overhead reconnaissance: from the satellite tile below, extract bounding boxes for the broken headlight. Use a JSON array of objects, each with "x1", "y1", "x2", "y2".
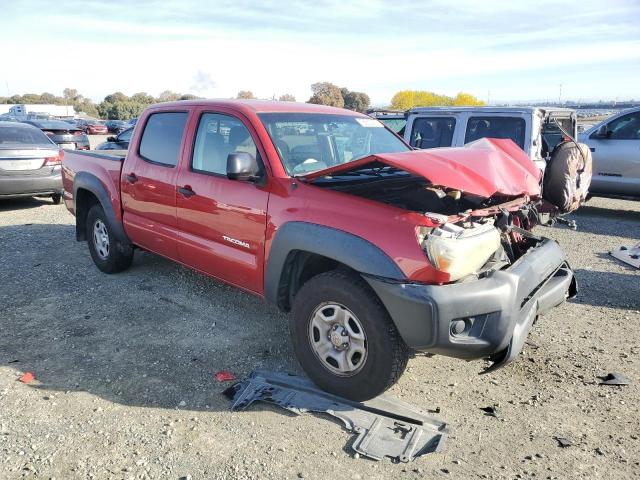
[{"x1": 417, "y1": 222, "x2": 501, "y2": 281}]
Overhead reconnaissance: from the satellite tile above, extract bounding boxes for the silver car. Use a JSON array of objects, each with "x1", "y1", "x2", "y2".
[
  {"x1": 579, "y1": 107, "x2": 640, "y2": 197},
  {"x1": 0, "y1": 121, "x2": 63, "y2": 203}
]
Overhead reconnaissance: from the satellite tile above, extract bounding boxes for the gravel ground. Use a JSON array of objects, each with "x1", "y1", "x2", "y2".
[{"x1": 0, "y1": 195, "x2": 638, "y2": 480}]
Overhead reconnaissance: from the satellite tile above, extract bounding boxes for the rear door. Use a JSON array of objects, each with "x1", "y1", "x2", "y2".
[
  {"x1": 121, "y1": 110, "x2": 189, "y2": 260},
  {"x1": 588, "y1": 111, "x2": 640, "y2": 196},
  {"x1": 175, "y1": 109, "x2": 270, "y2": 293}
]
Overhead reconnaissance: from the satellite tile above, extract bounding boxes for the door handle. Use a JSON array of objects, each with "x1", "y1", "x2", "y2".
[
  {"x1": 125, "y1": 173, "x2": 138, "y2": 184},
  {"x1": 178, "y1": 185, "x2": 196, "y2": 198}
]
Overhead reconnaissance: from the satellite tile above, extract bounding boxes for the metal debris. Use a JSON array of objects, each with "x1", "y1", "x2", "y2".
[
  {"x1": 224, "y1": 371, "x2": 448, "y2": 462},
  {"x1": 554, "y1": 436, "x2": 573, "y2": 448},
  {"x1": 598, "y1": 372, "x2": 630, "y2": 386},
  {"x1": 479, "y1": 406, "x2": 499, "y2": 418},
  {"x1": 610, "y1": 243, "x2": 640, "y2": 269}
]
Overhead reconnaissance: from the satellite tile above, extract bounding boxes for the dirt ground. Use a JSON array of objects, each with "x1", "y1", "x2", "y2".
[{"x1": 0, "y1": 194, "x2": 638, "y2": 480}]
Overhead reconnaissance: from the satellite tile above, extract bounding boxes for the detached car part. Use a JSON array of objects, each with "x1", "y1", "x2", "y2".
[
  {"x1": 610, "y1": 243, "x2": 640, "y2": 269},
  {"x1": 224, "y1": 371, "x2": 448, "y2": 462}
]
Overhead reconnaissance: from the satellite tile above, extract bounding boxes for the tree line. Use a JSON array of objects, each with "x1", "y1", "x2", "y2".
[
  {"x1": 0, "y1": 89, "x2": 199, "y2": 120},
  {"x1": 1, "y1": 85, "x2": 485, "y2": 119}
]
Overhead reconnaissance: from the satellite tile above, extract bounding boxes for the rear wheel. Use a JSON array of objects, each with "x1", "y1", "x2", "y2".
[
  {"x1": 86, "y1": 204, "x2": 133, "y2": 273},
  {"x1": 290, "y1": 270, "x2": 409, "y2": 401},
  {"x1": 51, "y1": 193, "x2": 61, "y2": 205}
]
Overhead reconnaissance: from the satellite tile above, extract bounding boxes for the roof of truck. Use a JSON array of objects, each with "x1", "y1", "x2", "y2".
[
  {"x1": 148, "y1": 99, "x2": 364, "y2": 116},
  {"x1": 408, "y1": 106, "x2": 575, "y2": 115}
]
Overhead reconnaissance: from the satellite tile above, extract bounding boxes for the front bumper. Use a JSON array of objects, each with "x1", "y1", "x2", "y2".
[
  {"x1": 365, "y1": 239, "x2": 576, "y2": 371},
  {"x1": 0, "y1": 167, "x2": 63, "y2": 197}
]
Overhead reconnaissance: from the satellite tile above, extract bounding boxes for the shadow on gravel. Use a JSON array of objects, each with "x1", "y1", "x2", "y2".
[
  {"x1": 0, "y1": 196, "x2": 57, "y2": 212},
  {"x1": 572, "y1": 268, "x2": 640, "y2": 310},
  {"x1": 0, "y1": 223, "x2": 294, "y2": 414},
  {"x1": 567, "y1": 202, "x2": 640, "y2": 239}
]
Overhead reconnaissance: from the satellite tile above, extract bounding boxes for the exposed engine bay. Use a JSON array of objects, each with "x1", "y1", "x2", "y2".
[{"x1": 313, "y1": 168, "x2": 543, "y2": 282}]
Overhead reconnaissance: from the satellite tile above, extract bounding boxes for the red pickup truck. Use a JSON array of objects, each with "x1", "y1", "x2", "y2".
[{"x1": 62, "y1": 100, "x2": 576, "y2": 400}]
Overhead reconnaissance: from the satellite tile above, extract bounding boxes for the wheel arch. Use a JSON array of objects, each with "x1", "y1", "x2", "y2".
[
  {"x1": 265, "y1": 222, "x2": 405, "y2": 311},
  {"x1": 73, "y1": 172, "x2": 130, "y2": 245}
]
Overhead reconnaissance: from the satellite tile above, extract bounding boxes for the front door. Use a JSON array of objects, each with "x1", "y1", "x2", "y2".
[
  {"x1": 121, "y1": 111, "x2": 189, "y2": 260},
  {"x1": 589, "y1": 111, "x2": 640, "y2": 196},
  {"x1": 175, "y1": 110, "x2": 270, "y2": 293}
]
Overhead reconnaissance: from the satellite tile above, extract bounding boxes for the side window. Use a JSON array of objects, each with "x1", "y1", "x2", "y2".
[
  {"x1": 119, "y1": 128, "x2": 133, "y2": 142},
  {"x1": 607, "y1": 112, "x2": 640, "y2": 140},
  {"x1": 139, "y1": 112, "x2": 188, "y2": 166},
  {"x1": 410, "y1": 117, "x2": 456, "y2": 149},
  {"x1": 191, "y1": 113, "x2": 258, "y2": 175},
  {"x1": 465, "y1": 116, "x2": 526, "y2": 149}
]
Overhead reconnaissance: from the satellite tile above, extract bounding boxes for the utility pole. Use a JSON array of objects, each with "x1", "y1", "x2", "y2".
[
  {"x1": 487, "y1": 90, "x2": 491, "y2": 105},
  {"x1": 558, "y1": 84, "x2": 562, "y2": 105}
]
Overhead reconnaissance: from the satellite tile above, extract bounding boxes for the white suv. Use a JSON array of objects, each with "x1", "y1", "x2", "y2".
[{"x1": 401, "y1": 107, "x2": 577, "y2": 172}]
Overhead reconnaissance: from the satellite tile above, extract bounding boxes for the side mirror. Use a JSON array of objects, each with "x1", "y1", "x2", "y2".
[
  {"x1": 593, "y1": 124, "x2": 611, "y2": 139},
  {"x1": 227, "y1": 152, "x2": 260, "y2": 181}
]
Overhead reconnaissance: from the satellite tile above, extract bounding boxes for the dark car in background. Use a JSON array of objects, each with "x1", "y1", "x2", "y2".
[
  {"x1": 75, "y1": 118, "x2": 108, "y2": 135},
  {"x1": 0, "y1": 121, "x2": 63, "y2": 203},
  {"x1": 105, "y1": 120, "x2": 130, "y2": 134},
  {"x1": 22, "y1": 119, "x2": 90, "y2": 150},
  {"x1": 95, "y1": 127, "x2": 133, "y2": 151}
]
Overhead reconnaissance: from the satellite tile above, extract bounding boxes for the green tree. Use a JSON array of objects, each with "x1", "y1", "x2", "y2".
[
  {"x1": 130, "y1": 92, "x2": 156, "y2": 104},
  {"x1": 103, "y1": 92, "x2": 129, "y2": 104},
  {"x1": 341, "y1": 88, "x2": 370, "y2": 113},
  {"x1": 63, "y1": 88, "x2": 80, "y2": 102},
  {"x1": 158, "y1": 90, "x2": 180, "y2": 102},
  {"x1": 178, "y1": 94, "x2": 199, "y2": 100},
  {"x1": 278, "y1": 93, "x2": 296, "y2": 102},
  {"x1": 236, "y1": 90, "x2": 256, "y2": 99},
  {"x1": 308, "y1": 82, "x2": 344, "y2": 108}
]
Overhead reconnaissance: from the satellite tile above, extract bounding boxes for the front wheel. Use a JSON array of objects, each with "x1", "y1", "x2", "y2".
[
  {"x1": 51, "y1": 193, "x2": 61, "y2": 205},
  {"x1": 290, "y1": 270, "x2": 409, "y2": 401},
  {"x1": 86, "y1": 204, "x2": 133, "y2": 274}
]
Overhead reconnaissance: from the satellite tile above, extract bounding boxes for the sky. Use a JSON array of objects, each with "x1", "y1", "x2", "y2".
[{"x1": 2, "y1": 0, "x2": 639, "y2": 105}]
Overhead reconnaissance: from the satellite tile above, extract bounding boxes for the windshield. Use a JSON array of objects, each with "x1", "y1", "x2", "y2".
[
  {"x1": 0, "y1": 125, "x2": 53, "y2": 146},
  {"x1": 258, "y1": 113, "x2": 410, "y2": 176}
]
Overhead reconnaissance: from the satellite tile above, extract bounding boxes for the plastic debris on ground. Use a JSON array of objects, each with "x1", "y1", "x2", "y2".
[
  {"x1": 610, "y1": 242, "x2": 640, "y2": 269},
  {"x1": 224, "y1": 370, "x2": 448, "y2": 462},
  {"x1": 18, "y1": 372, "x2": 35, "y2": 384},
  {"x1": 214, "y1": 371, "x2": 236, "y2": 382},
  {"x1": 598, "y1": 372, "x2": 630, "y2": 386}
]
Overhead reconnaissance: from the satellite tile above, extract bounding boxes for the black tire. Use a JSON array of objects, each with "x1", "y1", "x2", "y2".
[
  {"x1": 290, "y1": 270, "x2": 409, "y2": 401},
  {"x1": 86, "y1": 204, "x2": 133, "y2": 274},
  {"x1": 51, "y1": 193, "x2": 62, "y2": 205}
]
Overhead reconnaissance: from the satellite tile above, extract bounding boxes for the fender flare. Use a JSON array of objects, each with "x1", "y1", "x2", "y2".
[
  {"x1": 73, "y1": 171, "x2": 130, "y2": 245},
  {"x1": 264, "y1": 221, "x2": 404, "y2": 306}
]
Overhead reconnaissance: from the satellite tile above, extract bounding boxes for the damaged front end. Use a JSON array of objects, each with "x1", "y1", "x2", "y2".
[{"x1": 302, "y1": 139, "x2": 576, "y2": 371}]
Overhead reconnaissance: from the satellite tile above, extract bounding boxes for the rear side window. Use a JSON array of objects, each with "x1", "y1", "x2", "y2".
[
  {"x1": 139, "y1": 112, "x2": 188, "y2": 166},
  {"x1": 0, "y1": 125, "x2": 52, "y2": 145},
  {"x1": 465, "y1": 116, "x2": 526, "y2": 149},
  {"x1": 410, "y1": 117, "x2": 455, "y2": 149}
]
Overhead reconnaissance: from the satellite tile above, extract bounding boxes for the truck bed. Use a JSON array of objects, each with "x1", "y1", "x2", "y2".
[{"x1": 61, "y1": 149, "x2": 125, "y2": 217}]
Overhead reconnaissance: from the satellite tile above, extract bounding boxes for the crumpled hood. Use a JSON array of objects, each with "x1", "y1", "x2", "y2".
[{"x1": 302, "y1": 138, "x2": 542, "y2": 198}]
